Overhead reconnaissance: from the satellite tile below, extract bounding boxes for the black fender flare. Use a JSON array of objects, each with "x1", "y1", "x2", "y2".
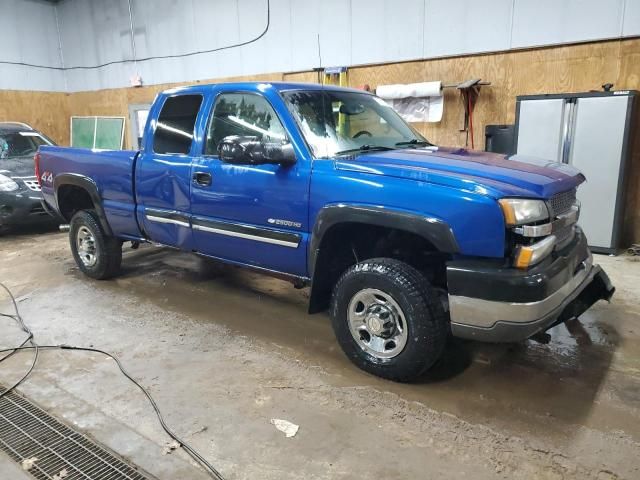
[
  {"x1": 306, "y1": 204, "x2": 459, "y2": 313},
  {"x1": 308, "y1": 204, "x2": 459, "y2": 278},
  {"x1": 53, "y1": 173, "x2": 113, "y2": 236}
]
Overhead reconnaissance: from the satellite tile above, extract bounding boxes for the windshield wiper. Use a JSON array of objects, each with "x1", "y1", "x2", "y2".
[
  {"x1": 395, "y1": 139, "x2": 433, "y2": 147},
  {"x1": 335, "y1": 145, "x2": 396, "y2": 156}
]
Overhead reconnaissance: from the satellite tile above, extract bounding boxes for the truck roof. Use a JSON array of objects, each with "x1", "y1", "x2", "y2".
[
  {"x1": 162, "y1": 81, "x2": 372, "y2": 96},
  {"x1": 0, "y1": 122, "x2": 35, "y2": 134}
]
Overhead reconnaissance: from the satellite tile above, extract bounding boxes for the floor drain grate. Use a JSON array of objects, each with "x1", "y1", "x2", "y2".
[{"x1": 0, "y1": 386, "x2": 153, "y2": 479}]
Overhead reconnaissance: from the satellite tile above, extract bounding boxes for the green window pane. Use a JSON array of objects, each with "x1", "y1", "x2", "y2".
[
  {"x1": 71, "y1": 117, "x2": 96, "y2": 148},
  {"x1": 95, "y1": 118, "x2": 124, "y2": 149}
]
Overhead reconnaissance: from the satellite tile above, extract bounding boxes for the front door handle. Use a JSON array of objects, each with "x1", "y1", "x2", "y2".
[{"x1": 193, "y1": 171, "x2": 212, "y2": 187}]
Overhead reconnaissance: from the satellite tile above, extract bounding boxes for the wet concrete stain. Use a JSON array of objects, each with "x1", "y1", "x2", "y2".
[
  {"x1": 103, "y1": 244, "x2": 640, "y2": 442},
  {"x1": 1, "y1": 228, "x2": 639, "y2": 479}
]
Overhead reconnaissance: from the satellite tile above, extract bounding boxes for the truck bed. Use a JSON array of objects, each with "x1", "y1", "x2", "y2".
[{"x1": 39, "y1": 146, "x2": 141, "y2": 238}]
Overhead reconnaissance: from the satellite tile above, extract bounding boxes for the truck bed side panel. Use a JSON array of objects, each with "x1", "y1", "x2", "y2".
[{"x1": 39, "y1": 146, "x2": 142, "y2": 238}]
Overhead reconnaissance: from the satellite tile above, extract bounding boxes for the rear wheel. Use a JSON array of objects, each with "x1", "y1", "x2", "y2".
[
  {"x1": 69, "y1": 210, "x2": 122, "y2": 279},
  {"x1": 330, "y1": 258, "x2": 448, "y2": 382}
]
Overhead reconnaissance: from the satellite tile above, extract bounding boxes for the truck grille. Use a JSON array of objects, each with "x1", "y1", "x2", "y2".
[
  {"x1": 548, "y1": 189, "x2": 576, "y2": 217},
  {"x1": 555, "y1": 225, "x2": 576, "y2": 248},
  {"x1": 22, "y1": 177, "x2": 41, "y2": 192}
]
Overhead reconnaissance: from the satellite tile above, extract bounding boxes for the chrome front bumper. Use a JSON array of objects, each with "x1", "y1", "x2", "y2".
[{"x1": 447, "y1": 233, "x2": 615, "y2": 342}]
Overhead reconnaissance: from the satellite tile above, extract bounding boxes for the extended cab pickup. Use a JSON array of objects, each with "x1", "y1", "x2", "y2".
[{"x1": 37, "y1": 82, "x2": 614, "y2": 381}]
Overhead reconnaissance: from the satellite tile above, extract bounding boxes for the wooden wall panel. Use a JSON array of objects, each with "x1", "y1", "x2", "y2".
[
  {"x1": 0, "y1": 90, "x2": 69, "y2": 145},
  {"x1": 345, "y1": 41, "x2": 634, "y2": 149},
  {"x1": 2, "y1": 38, "x2": 639, "y2": 242},
  {"x1": 618, "y1": 40, "x2": 640, "y2": 90},
  {"x1": 282, "y1": 71, "x2": 319, "y2": 84}
]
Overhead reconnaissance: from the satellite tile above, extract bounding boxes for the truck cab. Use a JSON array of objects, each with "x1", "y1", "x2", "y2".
[
  {"x1": 38, "y1": 82, "x2": 615, "y2": 381},
  {"x1": 136, "y1": 84, "x2": 310, "y2": 276}
]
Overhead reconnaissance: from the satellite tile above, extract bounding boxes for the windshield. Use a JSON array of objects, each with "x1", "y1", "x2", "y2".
[
  {"x1": 0, "y1": 132, "x2": 51, "y2": 160},
  {"x1": 282, "y1": 90, "x2": 430, "y2": 157}
]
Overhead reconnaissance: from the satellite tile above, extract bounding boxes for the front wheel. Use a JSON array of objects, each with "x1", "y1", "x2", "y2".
[
  {"x1": 69, "y1": 210, "x2": 122, "y2": 280},
  {"x1": 330, "y1": 258, "x2": 448, "y2": 382}
]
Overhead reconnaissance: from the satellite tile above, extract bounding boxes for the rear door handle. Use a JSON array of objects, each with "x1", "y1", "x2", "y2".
[{"x1": 193, "y1": 171, "x2": 212, "y2": 187}]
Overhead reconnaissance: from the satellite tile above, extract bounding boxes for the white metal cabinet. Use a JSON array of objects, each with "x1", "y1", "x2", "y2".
[
  {"x1": 516, "y1": 99, "x2": 566, "y2": 162},
  {"x1": 515, "y1": 91, "x2": 637, "y2": 252},
  {"x1": 569, "y1": 96, "x2": 630, "y2": 250}
]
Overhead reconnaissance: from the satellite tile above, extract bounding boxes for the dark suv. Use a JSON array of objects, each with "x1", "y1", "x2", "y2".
[{"x1": 0, "y1": 122, "x2": 58, "y2": 230}]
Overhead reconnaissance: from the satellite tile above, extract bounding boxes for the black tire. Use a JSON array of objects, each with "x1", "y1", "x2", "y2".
[
  {"x1": 330, "y1": 258, "x2": 448, "y2": 382},
  {"x1": 69, "y1": 210, "x2": 122, "y2": 280}
]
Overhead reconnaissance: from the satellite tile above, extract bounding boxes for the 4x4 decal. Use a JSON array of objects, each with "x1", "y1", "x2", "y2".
[{"x1": 41, "y1": 171, "x2": 53, "y2": 184}]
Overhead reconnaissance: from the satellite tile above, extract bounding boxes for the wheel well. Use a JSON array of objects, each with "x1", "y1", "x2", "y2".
[
  {"x1": 308, "y1": 223, "x2": 450, "y2": 313},
  {"x1": 57, "y1": 185, "x2": 95, "y2": 222}
]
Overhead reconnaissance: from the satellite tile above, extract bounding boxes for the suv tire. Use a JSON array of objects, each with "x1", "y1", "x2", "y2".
[
  {"x1": 330, "y1": 258, "x2": 448, "y2": 382},
  {"x1": 69, "y1": 210, "x2": 122, "y2": 280}
]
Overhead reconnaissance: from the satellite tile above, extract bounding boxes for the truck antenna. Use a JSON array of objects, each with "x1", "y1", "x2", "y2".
[{"x1": 316, "y1": 34, "x2": 323, "y2": 84}]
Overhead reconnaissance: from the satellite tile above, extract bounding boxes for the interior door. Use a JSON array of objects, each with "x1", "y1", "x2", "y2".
[
  {"x1": 136, "y1": 93, "x2": 203, "y2": 249},
  {"x1": 569, "y1": 95, "x2": 630, "y2": 249},
  {"x1": 128, "y1": 103, "x2": 152, "y2": 149},
  {"x1": 190, "y1": 92, "x2": 310, "y2": 276},
  {"x1": 516, "y1": 98, "x2": 566, "y2": 161}
]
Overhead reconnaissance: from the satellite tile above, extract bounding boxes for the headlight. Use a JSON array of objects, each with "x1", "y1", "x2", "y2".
[
  {"x1": 498, "y1": 198, "x2": 549, "y2": 226},
  {"x1": 0, "y1": 174, "x2": 19, "y2": 192}
]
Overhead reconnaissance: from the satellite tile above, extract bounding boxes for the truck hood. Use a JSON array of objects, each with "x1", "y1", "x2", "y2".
[
  {"x1": 335, "y1": 147, "x2": 585, "y2": 198},
  {"x1": 0, "y1": 155, "x2": 36, "y2": 178}
]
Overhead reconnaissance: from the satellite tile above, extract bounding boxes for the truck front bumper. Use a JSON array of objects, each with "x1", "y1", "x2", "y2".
[{"x1": 446, "y1": 229, "x2": 615, "y2": 342}]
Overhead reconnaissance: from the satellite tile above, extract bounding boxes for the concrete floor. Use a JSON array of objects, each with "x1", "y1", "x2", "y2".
[{"x1": 1, "y1": 227, "x2": 639, "y2": 479}]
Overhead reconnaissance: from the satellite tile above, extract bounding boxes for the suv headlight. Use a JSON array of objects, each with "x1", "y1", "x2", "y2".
[
  {"x1": 0, "y1": 174, "x2": 19, "y2": 192},
  {"x1": 498, "y1": 198, "x2": 549, "y2": 226}
]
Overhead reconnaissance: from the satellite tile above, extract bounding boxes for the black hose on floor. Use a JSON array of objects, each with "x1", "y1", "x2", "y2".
[
  {"x1": 0, "y1": 282, "x2": 39, "y2": 400},
  {"x1": 0, "y1": 282, "x2": 225, "y2": 480}
]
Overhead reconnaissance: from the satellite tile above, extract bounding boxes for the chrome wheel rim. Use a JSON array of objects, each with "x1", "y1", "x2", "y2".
[
  {"x1": 347, "y1": 288, "x2": 408, "y2": 359},
  {"x1": 76, "y1": 226, "x2": 97, "y2": 267}
]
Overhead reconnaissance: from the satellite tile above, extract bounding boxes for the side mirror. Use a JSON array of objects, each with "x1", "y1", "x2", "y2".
[
  {"x1": 339, "y1": 103, "x2": 365, "y2": 115},
  {"x1": 217, "y1": 135, "x2": 296, "y2": 166}
]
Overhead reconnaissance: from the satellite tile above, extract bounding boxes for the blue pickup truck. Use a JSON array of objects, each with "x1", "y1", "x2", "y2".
[{"x1": 37, "y1": 82, "x2": 614, "y2": 381}]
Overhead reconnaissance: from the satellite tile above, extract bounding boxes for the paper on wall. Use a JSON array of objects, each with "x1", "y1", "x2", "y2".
[
  {"x1": 377, "y1": 81, "x2": 443, "y2": 123},
  {"x1": 390, "y1": 96, "x2": 444, "y2": 123},
  {"x1": 377, "y1": 81, "x2": 442, "y2": 99}
]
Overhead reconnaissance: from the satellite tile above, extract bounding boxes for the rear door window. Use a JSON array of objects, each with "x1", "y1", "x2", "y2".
[{"x1": 153, "y1": 94, "x2": 203, "y2": 155}]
